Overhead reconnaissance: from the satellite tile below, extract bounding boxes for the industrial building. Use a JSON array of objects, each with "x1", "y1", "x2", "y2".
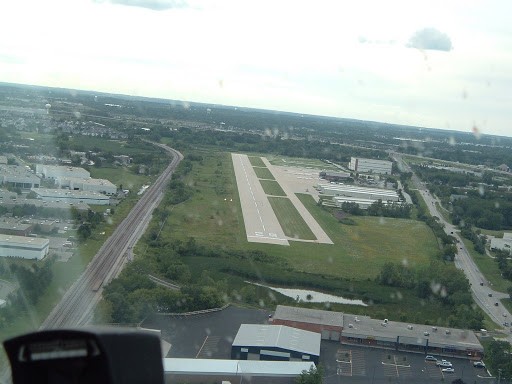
[
  {"x1": 0, "y1": 165, "x2": 41, "y2": 189},
  {"x1": 31, "y1": 188, "x2": 110, "y2": 205},
  {"x1": 0, "y1": 156, "x2": 7, "y2": 164},
  {"x1": 231, "y1": 324, "x2": 321, "y2": 365},
  {"x1": 319, "y1": 185, "x2": 399, "y2": 201},
  {"x1": 57, "y1": 177, "x2": 117, "y2": 195},
  {"x1": 0, "y1": 222, "x2": 33, "y2": 237},
  {"x1": 490, "y1": 233, "x2": 512, "y2": 255},
  {"x1": 0, "y1": 234, "x2": 49, "y2": 260},
  {"x1": 271, "y1": 306, "x2": 484, "y2": 359},
  {"x1": 272, "y1": 305, "x2": 343, "y2": 341},
  {"x1": 36, "y1": 164, "x2": 90, "y2": 180},
  {"x1": 349, "y1": 157, "x2": 393, "y2": 175}
]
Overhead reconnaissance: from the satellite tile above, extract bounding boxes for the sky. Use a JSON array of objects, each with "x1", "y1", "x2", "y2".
[{"x1": 1, "y1": 0, "x2": 511, "y2": 137}]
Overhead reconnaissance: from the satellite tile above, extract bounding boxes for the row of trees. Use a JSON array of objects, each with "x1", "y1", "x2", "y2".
[
  {"x1": 377, "y1": 261, "x2": 484, "y2": 329},
  {"x1": 340, "y1": 201, "x2": 412, "y2": 219}
]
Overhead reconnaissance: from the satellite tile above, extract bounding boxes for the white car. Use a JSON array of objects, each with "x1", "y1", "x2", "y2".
[
  {"x1": 442, "y1": 368, "x2": 455, "y2": 373},
  {"x1": 436, "y1": 360, "x2": 453, "y2": 368}
]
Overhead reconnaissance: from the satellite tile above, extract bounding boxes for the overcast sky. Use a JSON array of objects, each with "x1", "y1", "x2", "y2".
[{"x1": 1, "y1": 0, "x2": 511, "y2": 137}]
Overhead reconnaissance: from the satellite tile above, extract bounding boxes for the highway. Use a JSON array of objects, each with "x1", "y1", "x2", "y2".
[
  {"x1": 392, "y1": 153, "x2": 512, "y2": 340},
  {"x1": 39, "y1": 143, "x2": 183, "y2": 329}
]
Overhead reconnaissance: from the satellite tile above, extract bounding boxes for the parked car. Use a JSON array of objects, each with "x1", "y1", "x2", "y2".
[
  {"x1": 442, "y1": 368, "x2": 455, "y2": 373},
  {"x1": 425, "y1": 355, "x2": 437, "y2": 362},
  {"x1": 437, "y1": 360, "x2": 453, "y2": 368},
  {"x1": 473, "y1": 361, "x2": 486, "y2": 368}
]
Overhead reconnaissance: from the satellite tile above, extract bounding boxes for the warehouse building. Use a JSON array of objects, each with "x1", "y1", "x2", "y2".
[
  {"x1": 341, "y1": 314, "x2": 484, "y2": 358},
  {"x1": 0, "y1": 222, "x2": 33, "y2": 237},
  {"x1": 231, "y1": 324, "x2": 320, "y2": 365},
  {"x1": 0, "y1": 234, "x2": 49, "y2": 260},
  {"x1": 271, "y1": 305, "x2": 343, "y2": 341},
  {"x1": 319, "y1": 184, "x2": 399, "y2": 202},
  {"x1": 331, "y1": 196, "x2": 392, "y2": 210},
  {"x1": 31, "y1": 188, "x2": 110, "y2": 205},
  {"x1": 349, "y1": 157, "x2": 393, "y2": 175},
  {"x1": 0, "y1": 165, "x2": 41, "y2": 189},
  {"x1": 57, "y1": 177, "x2": 117, "y2": 195},
  {"x1": 36, "y1": 164, "x2": 90, "y2": 180},
  {"x1": 0, "y1": 156, "x2": 7, "y2": 164}
]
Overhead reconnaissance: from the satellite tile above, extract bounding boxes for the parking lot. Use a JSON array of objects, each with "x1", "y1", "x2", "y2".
[{"x1": 321, "y1": 343, "x2": 494, "y2": 384}]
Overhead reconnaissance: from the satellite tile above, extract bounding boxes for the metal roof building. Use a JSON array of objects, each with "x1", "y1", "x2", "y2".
[
  {"x1": 349, "y1": 157, "x2": 393, "y2": 174},
  {"x1": 490, "y1": 233, "x2": 512, "y2": 255},
  {"x1": 0, "y1": 222, "x2": 33, "y2": 237},
  {"x1": 164, "y1": 358, "x2": 315, "y2": 384},
  {"x1": 319, "y1": 184, "x2": 399, "y2": 201},
  {"x1": 36, "y1": 164, "x2": 90, "y2": 180},
  {"x1": 0, "y1": 234, "x2": 49, "y2": 260},
  {"x1": 0, "y1": 165, "x2": 41, "y2": 189},
  {"x1": 57, "y1": 176, "x2": 117, "y2": 195},
  {"x1": 232, "y1": 324, "x2": 321, "y2": 364},
  {"x1": 31, "y1": 188, "x2": 110, "y2": 205}
]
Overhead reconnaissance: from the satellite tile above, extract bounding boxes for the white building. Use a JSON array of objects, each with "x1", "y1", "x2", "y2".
[
  {"x1": 490, "y1": 233, "x2": 512, "y2": 255},
  {"x1": 0, "y1": 165, "x2": 41, "y2": 189},
  {"x1": 36, "y1": 164, "x2": 90, "y2": 180},
  {"x1": 31, "y1": 188, "x2": 110, "y2": 205},
  {"x1": 319, "y1": 184, "x2": 399, "y2": 201},
  {"x1": 0, "y1": 234, "x2": 49, "y2": 260},
  {"x1": 57, "y1": 177, "x2": 117, "y2": 195},
  {"x1": 348, "y1": 157, "x2": 393, "y2": 175}
]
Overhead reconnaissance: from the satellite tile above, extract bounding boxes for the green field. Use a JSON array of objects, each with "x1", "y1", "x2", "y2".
[
  {"x1": 248, "y1": 156, "x2": 265, "y2": 167},
  {"x1": 157, "y1": 151, "x2": 438, "y2": 280},
  {"x1": 253, "y1": 167, "x2": 275, "y2": 180},
  {"x1": 268, "y1": 197, "x2": 316, "y2": 240},
  {"x1": 462, "y1": 238, "x2": 511, "y2": 293},
  {"x1": 90, "y1": 167, "x2": 151, "y2": 191},
  {"x1": 260, "y1": 179, "x2": 286, "y2": 196}
]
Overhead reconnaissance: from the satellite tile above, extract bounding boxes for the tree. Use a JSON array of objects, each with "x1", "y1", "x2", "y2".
[{"x1": 296, "y1": 366, "x2": 322, "y2": 384}]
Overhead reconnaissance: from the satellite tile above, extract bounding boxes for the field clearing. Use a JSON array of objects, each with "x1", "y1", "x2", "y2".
[
  {"x1": 90, "y1": 167, "x2": 151, "y2": 190},
  {"x1": 268, "y1": 197, "x2": 316, "y2": 240},
  {"x1": 253, "y1": 167, "x2": 275, "y2": 180},
  {"x1": 248, "y1": 156, "x2": 265, "y2": 167},
  {"x1": 159, "y1": 151, "x2": 438, "y2": 280},
  {"x1": 260, "y1": 179, "x2": 286, "y2": 196}
]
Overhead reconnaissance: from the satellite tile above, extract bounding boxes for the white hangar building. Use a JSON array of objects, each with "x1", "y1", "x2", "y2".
[
  {"x1": 57, "y1": 177, "x2": 117, "y2": 195},
  {"x1": 36, "y1": 164, "x2": 90, "y2": 180},
  {"x1": 31, "y1": 188, "x2": 110, "y2": 205},
  {"x1": 349, "y1": 157, "x2": 393, "y2": 175},
  {"x1": 0, "y1": 234, "x2": 49, "y2": 260},
  {"x1": 0, "y1": 165, "x2": 41, "y2": 189}
]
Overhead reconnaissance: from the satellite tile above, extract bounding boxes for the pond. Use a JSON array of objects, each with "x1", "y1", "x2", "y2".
[{"x1": 248, "y1": 282, "x2": 368, "y2": 306}]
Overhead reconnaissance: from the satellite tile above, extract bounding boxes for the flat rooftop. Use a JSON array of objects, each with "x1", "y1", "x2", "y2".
[
  {"x1": 0, "y1": 234, "x2": 49, "y2": 248},
  {"x1": 164, "y1": 358, "x2": 315, "y2": 377},
  {"x1": 233, "y1": 324, "x2": 321, "y2": 357},
  {"x1": 64, "y1": 177, "x2": 116, "y2": 187},
  {"x1": 320, "y1": 184, "x2": 398, "y2": 195},
  {"x1": 0, "y1": 222, "x2": 32, "y2": 231},
  {"x1": 342, "y1": 314, "x2": 483, "y2": 351},
  {"x1": 274, "y1": 305, "x2": 344, "y2": 328},
  {"x1": 31, "y1": 188, "x2": 109, "y2": 199}
]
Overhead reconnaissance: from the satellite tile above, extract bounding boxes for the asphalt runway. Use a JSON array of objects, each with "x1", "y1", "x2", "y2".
[
  {"x1": 231, "y1": 153, "x2": 333, "y2": 246},
  {"x1": 231, "y1": 153, "x2": 289, "y2": 245}
]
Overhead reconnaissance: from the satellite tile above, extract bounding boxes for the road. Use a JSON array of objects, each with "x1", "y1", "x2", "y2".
[
  {"x1": 392, "y1": 153, "x2": 512, "y2": 340},
  {"x1": 39, "y1": 143, "x2": 183, "y2": 329}
]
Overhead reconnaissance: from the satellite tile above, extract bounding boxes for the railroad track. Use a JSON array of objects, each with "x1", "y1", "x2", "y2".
[{"x1": 40, "y1": 143, "x2": 183, "y2": 329}]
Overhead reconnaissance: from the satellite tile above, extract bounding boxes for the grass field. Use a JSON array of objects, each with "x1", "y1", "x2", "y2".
[
  {"x1": 461, "y1": 238, "x2": 511, "y2": 293},
  {"x1": 260, "y1": 179, "x2": 286, "y2": 196},
  {"x1": 253, "y1": 167, "x2": 275, "y2": 180},
  {"x1": 248, "y1": 156, "x2": 265, "y2": 167},
  {"x1": 268, "y1": 197, "x2": 316, "y2": 240},
  {"x1": 90, "y1": 166, "x2": 151, "y2": 190}
]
